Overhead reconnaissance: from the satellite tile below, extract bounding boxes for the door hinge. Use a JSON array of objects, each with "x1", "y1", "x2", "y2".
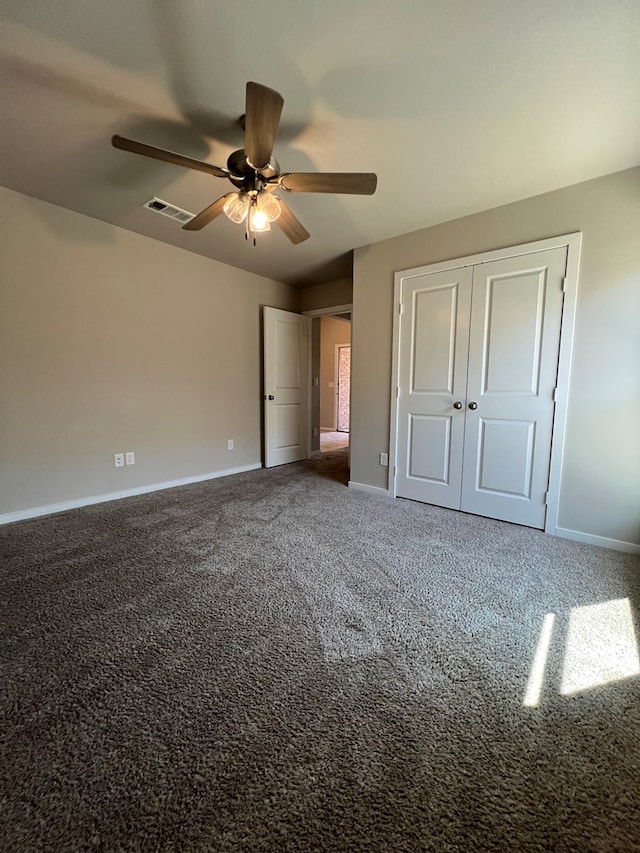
[
  {"x1": 552, "y1": 387, "x2": 558, "y2": 402},
  {"x1": 396, "y1": 386, "x2": 400, "y2": 398},
  {"x1": 561, "y1": 276, "x2": 568, "y2": 292},
  {"x1": 544, "y1": 491, "x2": 549, "y2": 506},
  {"x1": 399, "y1": 302, "x2": 404, "y2": 315}
]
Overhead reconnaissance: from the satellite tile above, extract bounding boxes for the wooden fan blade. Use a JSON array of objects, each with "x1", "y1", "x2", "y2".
[
  {"x1": 279, "y1": 172, "x2": 377, "y2": 195},
  {"x1": 244, "y1": 82, "x2": 284, "y2": 170},
  {"x1": 274, "y1": 198, "x2": 310, "y2": 244},
  {"x1": 112, "y1": 135, "x2": 230, "y2": 179},
  {"x1": 183, "y1": 194, "x2": 234, "y2": 231}
]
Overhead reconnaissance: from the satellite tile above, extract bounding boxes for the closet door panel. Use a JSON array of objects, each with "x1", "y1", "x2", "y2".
[
  {"x1": 461, "y1": 248, "x2": 566, "y2": 527},
  {"x1": 396, "y1": 268, "x2": 472, "y2": 508}
]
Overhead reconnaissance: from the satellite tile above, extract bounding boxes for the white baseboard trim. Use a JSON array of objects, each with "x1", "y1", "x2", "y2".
[
  {"x1": 348, "y1": 480, "x2": 390, "y2": 498},
  {"x1": 0, "y1": 463, "x2": 263, "y2": 526},
  {"x1": 555, "y1": 527, "x2": 640, "y2": 555}
]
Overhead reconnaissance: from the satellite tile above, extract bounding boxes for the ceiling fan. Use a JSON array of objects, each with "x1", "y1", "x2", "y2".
[{"x1": 112, "y1": 82, "x2": 377, "y2": 245}]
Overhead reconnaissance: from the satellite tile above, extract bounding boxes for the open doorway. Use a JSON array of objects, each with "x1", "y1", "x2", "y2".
[
  {"x1": 305, "y1": 306, "x2": 352, "y2": 456},
  {"x1": 336, "y1": 344, "x2": 351, "y2": 432},
  {"x1": 319, "y1": 315, "x2": 350, "y2": 453}
]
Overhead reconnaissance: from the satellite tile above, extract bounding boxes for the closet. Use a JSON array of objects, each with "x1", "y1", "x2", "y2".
[{"x1": 393, "y1": 244, "x2": 568, "y2": 529}]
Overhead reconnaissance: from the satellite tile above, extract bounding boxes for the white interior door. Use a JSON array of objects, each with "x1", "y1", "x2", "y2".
[
  {"x1": 396, "y1": 268, "x2": 473, "y2": 508},
  {"x1": 460, "y1": 248, "x2": 566, "y2": 526},
  {"x1": 394, "y1": 245, "x2": 567, "y2": 529},
  {"x1": 264, "y1": 307, "x2": 310, "y2": 468}
]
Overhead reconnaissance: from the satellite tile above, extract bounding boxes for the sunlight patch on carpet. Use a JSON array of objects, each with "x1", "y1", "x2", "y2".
[
  {"x1": 524, "y1": 597, "x2": 640, "y2": 706},
  {"x1": 523, "y1": 612, "x2": 556, "y2": 707},
  {"x1": 560, "y1": 598, "x2": 640, "y2": 696}
]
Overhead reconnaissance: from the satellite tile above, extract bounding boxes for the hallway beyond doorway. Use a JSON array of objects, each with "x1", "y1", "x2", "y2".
[{"x1": 320, "y1": 429, "x2": 349, "y2": 452}]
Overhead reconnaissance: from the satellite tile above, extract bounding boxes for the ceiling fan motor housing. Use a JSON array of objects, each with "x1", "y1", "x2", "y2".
[{"x1": 227, "y1": 149, "x2": 280, "y2": 189}]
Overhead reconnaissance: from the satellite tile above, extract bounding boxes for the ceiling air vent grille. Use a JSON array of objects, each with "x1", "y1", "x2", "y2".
[{"x1": 143, "y1": 197, "x2": 194, "y2": 224}]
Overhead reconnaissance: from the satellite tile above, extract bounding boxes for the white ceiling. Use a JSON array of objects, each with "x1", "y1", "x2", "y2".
[{"x1": 2, "y1": 0, "x2": 639, "y2": 286}]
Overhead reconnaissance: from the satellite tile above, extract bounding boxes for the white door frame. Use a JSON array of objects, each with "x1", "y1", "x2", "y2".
[
  {"x1": 303, "y1": 304, "x2": 352, "y2": 319},
  {"x1": 303, "y1": 304, "x2": 353, "y2": 448},
  {"x1": 389, "y1": 233, "x2": 582, "y2": 536}
]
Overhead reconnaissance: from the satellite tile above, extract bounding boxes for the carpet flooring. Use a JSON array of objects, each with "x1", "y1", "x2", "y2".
[{"x1": 2, "y1": 449, "x2": 639, "y2": 852}]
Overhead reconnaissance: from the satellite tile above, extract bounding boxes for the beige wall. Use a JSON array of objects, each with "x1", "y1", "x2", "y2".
[
  {"x1": 299, "y1": 278, "x2": 352, "y2": 313},
  {"x1": 352, "y1": 167, "x2": 640, "y2": 547},
  {"x1": 319, "y1": 317, "x2": 351, "y2": 429},
  {"x1": 1, "y1": 188, "x2": 298, "y2": 516}
]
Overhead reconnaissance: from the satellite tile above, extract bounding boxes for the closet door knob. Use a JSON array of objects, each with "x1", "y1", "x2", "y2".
[
  {"x1": 468, "y1": 401, "x2": 478, "y2": 410},
  {"x1": 453, "y1": 401, "x2": 463, "y2": 410}
]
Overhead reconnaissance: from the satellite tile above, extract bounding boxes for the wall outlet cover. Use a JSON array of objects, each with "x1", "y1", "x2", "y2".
[
  {"x1": 125, "y1": 451, "x2": 135, "y2": 466},
  {"x1": 227, "y1": 439, "x2": 234, "y2": 450},
  {"x1": 114, "y1": 453, "x2": 125, "y2": 468}
]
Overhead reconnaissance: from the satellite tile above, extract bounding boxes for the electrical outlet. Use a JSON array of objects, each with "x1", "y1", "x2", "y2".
[
  {"x1": 379, "y1": 452, "x2": 388, "y2": 466},
  {"x1": 114, "y1": 453, "x2": 125, "y2": 468},
  {"x1": 227, "y1": 439, "x2": 234, "y2": 450},
  {"x1": 125, "y1": 451, "x2": 135, "y2": 466}
]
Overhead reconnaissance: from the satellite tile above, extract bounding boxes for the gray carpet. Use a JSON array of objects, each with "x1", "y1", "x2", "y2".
[{"x1": 2, "y1": 449, "x2": 639, "y2": 852}]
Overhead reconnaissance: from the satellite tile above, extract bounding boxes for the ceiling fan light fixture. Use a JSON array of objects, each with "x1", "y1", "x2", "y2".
[
  {"x1": 255, "y1": 190, "x2": 281, "y2": 223},
  {"x1": 248, "y1": 197, "x2": 271, "y2": 233},
  {"x1": 223, "y1": 192, "x2": 250, "y2": 223},
  {"x1": 250, "y1": 213, "x2": 270, "y2": 232},
  {"x1": 223, "y1": 190, "x2": 280, "y2": 237}
]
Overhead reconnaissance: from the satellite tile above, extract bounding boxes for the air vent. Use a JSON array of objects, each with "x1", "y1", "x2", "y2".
[{"x1": 143, "y1": 197, "x2": 194, "y2": 224}]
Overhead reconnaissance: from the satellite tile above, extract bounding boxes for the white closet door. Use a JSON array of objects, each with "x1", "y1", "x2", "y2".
[
  {"x1": 460, "y1": 247, "x2": 566, "y2": 527},
  {"x1": 396, "y1": 268, "x2": 472, "y2": 507}
]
